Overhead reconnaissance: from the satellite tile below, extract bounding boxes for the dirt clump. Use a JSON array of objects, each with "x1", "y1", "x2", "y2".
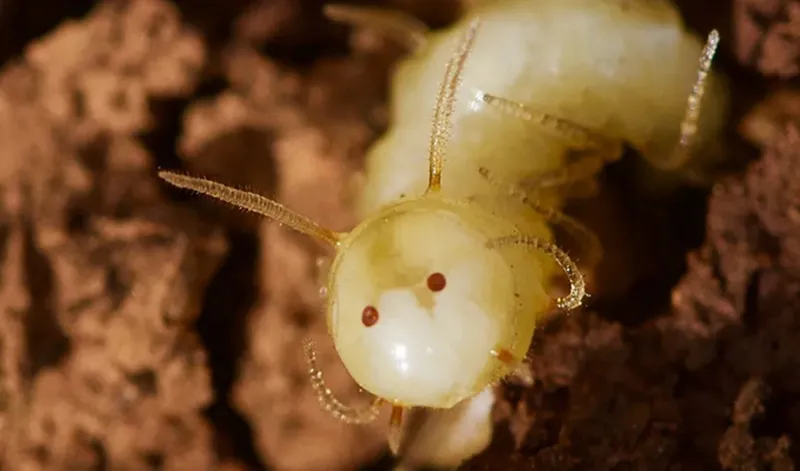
[
  {"x1": 0, "y1": 1, "x2": 226, "y2": 469},
  {"x1": 734, "y1": 0, "x2": 799, "y2": 78}
]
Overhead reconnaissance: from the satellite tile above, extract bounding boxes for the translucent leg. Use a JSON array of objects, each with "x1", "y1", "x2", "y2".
[
  {"x1": 478, "y1": 166, "x2": 603, "y2": 271},
  {"x1": 323, "y1": 4, "x2": 429, "y2": 51},
  {"x1": 388, "y1": 405, "x2": 405, "y2": 455},
  {"x1": 475, "y1": 92, "x2": 623, "y2": 190}
]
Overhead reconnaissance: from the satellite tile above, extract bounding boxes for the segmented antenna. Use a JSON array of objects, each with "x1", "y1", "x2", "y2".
[
  {"x1": 426, "y1": 19, "x2": 481, "y2": 192},
  {"x1": 158, "y1": 171, "x2": 342, "y2": 247}
]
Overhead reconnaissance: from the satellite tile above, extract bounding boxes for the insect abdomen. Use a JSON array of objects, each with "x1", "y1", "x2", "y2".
[{"x1": 357, "y1": 0, "x2": 728, "y2": 216}]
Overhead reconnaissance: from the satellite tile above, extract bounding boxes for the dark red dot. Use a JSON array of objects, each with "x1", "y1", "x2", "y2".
[
  {"x1": 427, "y1": 272, "x2": 447, "y2": 292},
  {"x1": 362, "y1": 305, "x2": 379, "y2": 327}
]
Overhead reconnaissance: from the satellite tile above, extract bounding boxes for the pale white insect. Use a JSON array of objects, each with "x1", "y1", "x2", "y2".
[{"x1": 158, "y1": 0, "x2": 727, "y2": 462}]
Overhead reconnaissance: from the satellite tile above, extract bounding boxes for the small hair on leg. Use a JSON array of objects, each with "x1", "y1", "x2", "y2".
[
  {"x1": 478, "y1": 166, "x2": 603, "y2": 269},
  {"x1": 303, "y1": 339, "x2": 384, "y2": 424},
  {"x1": 323, "y1": 4, "x2": 430, "y2": 52},
  {"x1": 486, "y1": 235, "x2": 586, "y2": 311}
]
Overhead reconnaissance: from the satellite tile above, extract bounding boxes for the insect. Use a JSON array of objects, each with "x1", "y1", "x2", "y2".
[{"x1": 158, "y1": 0, "x2": 727, "y2": 459}]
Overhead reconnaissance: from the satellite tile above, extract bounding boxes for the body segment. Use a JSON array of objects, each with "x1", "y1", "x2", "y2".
[{"x1": 358, "y1": 0, "x2": 728, "y2": 215}]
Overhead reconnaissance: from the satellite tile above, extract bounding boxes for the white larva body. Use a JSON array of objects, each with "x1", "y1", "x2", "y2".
[
  {"x1": 393, "y1": 387, "x2": 497, "y2": 470},
  {"x1": 158, "y1": 0, "x2": 728, "y2": 463},
  {"x1": 358, "y1": 0, "x2": 728, "y2": 216}
]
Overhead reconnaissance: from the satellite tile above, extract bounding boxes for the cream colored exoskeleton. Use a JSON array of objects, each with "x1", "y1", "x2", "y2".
[
  {"x1": 158, "y1": 0, "x2": 727, "y2": 465},
  {"x1": 338, "y1": 0, "x2": 729, "y2": 216}
]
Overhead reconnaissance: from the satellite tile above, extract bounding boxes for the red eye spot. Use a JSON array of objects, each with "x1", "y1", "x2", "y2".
[
  {"x1": 362, "y1": 305, "x2": 379, "y2": 327},
  {"x1": 427, "y1": 272, "x2": 446, "y2": 292}
]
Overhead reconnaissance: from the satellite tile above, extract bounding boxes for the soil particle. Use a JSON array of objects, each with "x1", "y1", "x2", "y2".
[
  {"x1": 464, "y1": 86, "x2": 800, "y2": 471},
  {"x1": 186, "y1": 43, "x2": 392, "y2": 471},
  {"x1": 0, "y1": 1, "x2": 226, "y2": 469},
  {"x1": 734, "y1": 0, "x2": 800, "y2": 78}
]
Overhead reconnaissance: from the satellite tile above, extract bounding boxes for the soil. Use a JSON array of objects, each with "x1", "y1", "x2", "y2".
[{"x1": 0, "y1": 0, "x2": 797, "y2": 470}]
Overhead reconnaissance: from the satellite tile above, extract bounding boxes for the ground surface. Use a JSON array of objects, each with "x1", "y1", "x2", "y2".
[{"x1": 0, "y1": 0, "x2": 797, "y2": 470}]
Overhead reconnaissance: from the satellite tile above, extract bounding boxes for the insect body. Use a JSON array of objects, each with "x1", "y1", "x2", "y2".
[
  {"x1": 343, "y1": 0, "x2": 729, "y2": 216},
  {"x1": 158, "y1": 0, "x2": 727, "y2": 457}
]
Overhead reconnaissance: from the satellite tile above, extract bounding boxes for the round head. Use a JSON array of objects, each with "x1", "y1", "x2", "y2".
[{"x1": 326, "y1": 198, "x2": 524, "y2": 408}]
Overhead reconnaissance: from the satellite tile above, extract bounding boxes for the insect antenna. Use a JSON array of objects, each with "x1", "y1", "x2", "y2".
[
  {"x1": 661, "y1": 29, "x2": 721, "y2": 170},
  {"x1": 303, "y1": 339, "x2": 384, "y2": 424},
  {"x1": 426, "y1": 18, "x2": 480, "y2": 193},
  {"x1": 158, "y1": 171, "x2": 343, "y2": 247}
]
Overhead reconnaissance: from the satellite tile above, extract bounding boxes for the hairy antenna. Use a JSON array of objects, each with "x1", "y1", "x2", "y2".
[
  {"x1": 487, "y1": 234, "x2": 586, "y2": 310},
  {"x1": 303, "y1": 339, "x2": 384, "y2": 424},
  {"x1": 158, "y1": 171, "x2": 342, "y2": 247},
  {"x1": 426, "y1": 19, "x2": 481, "y2": 193},
  {"x1": 661, "y1": 29, "x2": 721, "y2": 170}
]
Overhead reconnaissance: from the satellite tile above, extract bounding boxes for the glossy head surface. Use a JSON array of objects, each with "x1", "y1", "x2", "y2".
[{"x1": 327, "y1": 198, "x2": 522, "y2": 408}]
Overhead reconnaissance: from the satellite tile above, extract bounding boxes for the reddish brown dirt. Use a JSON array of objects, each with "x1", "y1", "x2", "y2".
[{"x1": 0, "y1": 0, "x2": 796, "y2": 470}]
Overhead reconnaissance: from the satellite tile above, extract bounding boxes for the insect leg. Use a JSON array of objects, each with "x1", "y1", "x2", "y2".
[
  {"x1": 476, "y1": 92, "x2": 614, "y2": 149},
  {"x1": 477, "y1": 166, "x2": 603, "y2": 270},
  {"x1": 388, "y1": 405, "x2": 406, "y2": 455},
  {"x1": 303, "y1": 339, "x2": 384, "y2": 424},
  {"x1": 487, "y1": 235, "x2": 586, "y2": 311},
  {"x1": 522, "y1": 148, "x2": 610, "y2": 194},
  {"x1": 476, "y1": 92, "x2": 623, "y2": 189},
  {"x1": 323, "y1": 4, "x2": 429, "y2": 52},
  {"x1": 519, "y1": 196, "x2": 602, "y2": 269}
]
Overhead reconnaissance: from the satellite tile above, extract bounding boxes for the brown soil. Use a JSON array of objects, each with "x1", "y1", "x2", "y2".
[{"x1": 0, "y1": 0, "x2": 796, "y2": 470}]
